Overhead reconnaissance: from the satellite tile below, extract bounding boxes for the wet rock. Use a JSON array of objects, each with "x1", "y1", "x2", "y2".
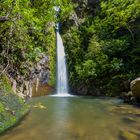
[
  {"x1": 119, "y1": 130, "x2": 139, "y2": 140},
  {"x1": 122, "y1": 117, "x2": 136, "y2": 124},
  {"x1": 131, "y1": 78, "x2": 140, "y2": 98},
  {"x1": 108, "y1": 105, "x2": 140, "y2": 117},
  {"x1": 8, "y1": 55, "x2": 53, "y2": 98},
  {"x1": 135, "y1": 113, "x2": 140, "y2": 117},
  {"x1": 121, "y1": 91, "x2": 134, "y2": 103},
  {"x1": 33, "y1": 102, "x2": 46, "y2": 109},
  {"x1": 108, "y1": 106, "x2": 129, "y2": 114}
]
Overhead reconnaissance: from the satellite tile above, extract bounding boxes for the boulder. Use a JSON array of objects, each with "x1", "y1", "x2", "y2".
[
  {"x1": 131, "y1": 78, "x2": 140, "y2": 98},
  {"x1": 121, "y1": 91, "x2": 134, "y2": 103}
]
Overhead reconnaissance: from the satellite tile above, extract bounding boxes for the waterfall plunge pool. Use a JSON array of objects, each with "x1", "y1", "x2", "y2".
[{"x1": 0, "y1": 96, "x2": 140, "y2": 140}]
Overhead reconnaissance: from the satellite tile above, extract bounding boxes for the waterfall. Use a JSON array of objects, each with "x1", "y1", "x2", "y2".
[{"x1": 56, "y1": 23, "x2": 69, "y2": 96}]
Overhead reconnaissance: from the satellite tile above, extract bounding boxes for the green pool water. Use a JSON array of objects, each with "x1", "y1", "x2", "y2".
[{"x1": 0, "y1": 96, "x2": 140, "y2": 140}]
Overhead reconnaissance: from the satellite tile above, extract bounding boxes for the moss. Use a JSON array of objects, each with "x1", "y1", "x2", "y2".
[
  {"x1": 0, "y1": 74, "x2": 29, "y2": 134},
  {"x1": 0, "y1": 75, "x2": 13, "y2": 93}
]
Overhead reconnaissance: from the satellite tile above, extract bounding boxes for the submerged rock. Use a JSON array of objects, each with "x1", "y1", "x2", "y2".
[
  {"x1": 108, "y1": 105, "x2": 140, "y2": 117},
  {"x1": 119, "y1": 129, "x2": 140, "y2": 140},
  {"x1": 33, "y1": 102, "x2": 46, "y2": 109},
  {"x1": 122, "y1": 117, "x2": 136, "y2": 124},
  {"x1": 122, "y1": 91, "x2": 134, "y2": 103},
  {"x1": 131, "y1": 78, "x2": 140, "y2": 98}
]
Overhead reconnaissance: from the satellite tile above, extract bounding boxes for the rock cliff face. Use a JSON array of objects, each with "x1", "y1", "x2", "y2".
[{"x1": 8, "y1": 55, "x2": 54, "y2": 99}]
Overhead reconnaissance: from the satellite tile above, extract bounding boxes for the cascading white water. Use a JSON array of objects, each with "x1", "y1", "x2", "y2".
[{"x1": 56, "y1": 24, "x2": 69, "y2": 96}]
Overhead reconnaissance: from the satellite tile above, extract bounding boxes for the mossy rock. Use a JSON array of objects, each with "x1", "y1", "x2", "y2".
[
  {"x1": 0, "y1": 74, "x2": 29, "y2": 134},
  {"x1": 122, "y1": 117, "x2": 136, "y2": 124}
]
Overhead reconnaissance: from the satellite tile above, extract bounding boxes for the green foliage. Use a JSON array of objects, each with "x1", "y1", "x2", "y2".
[
  {"x1": 63, "y1": 0, "x2": 140, "y2": 96},
  {"x1": 100, "y1": 0, "x2": 140, "y2": 30},
  {"x1": 55, "y1": 0, "x2": 75, "y2": 22},
  {"x1": 1, "y1": 0, "x2": 140, "y2": 97},
  {"x1": 47, "y1": 28, "x2": 56, "y2": 86},
  {"x1": 75, "y1": 60, "x2": 97, "y2": 79},
  {"x1": 0, "y1": 0, "x2": 56, "y2": 85},
  {"x1": 0, "y1": 75, "x2": 13, "y2": 93},
  {"x1": 0, "y1": 0, "x2": 58, "y2": 132}
]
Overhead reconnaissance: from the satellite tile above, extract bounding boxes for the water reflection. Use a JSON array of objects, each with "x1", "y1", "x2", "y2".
[
  {"x1": 0, "y1": 96, "x2": 140, "y2": 140},
  {"x1": 47, "y1": 97, "x2": 72, "y2": 138}
]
